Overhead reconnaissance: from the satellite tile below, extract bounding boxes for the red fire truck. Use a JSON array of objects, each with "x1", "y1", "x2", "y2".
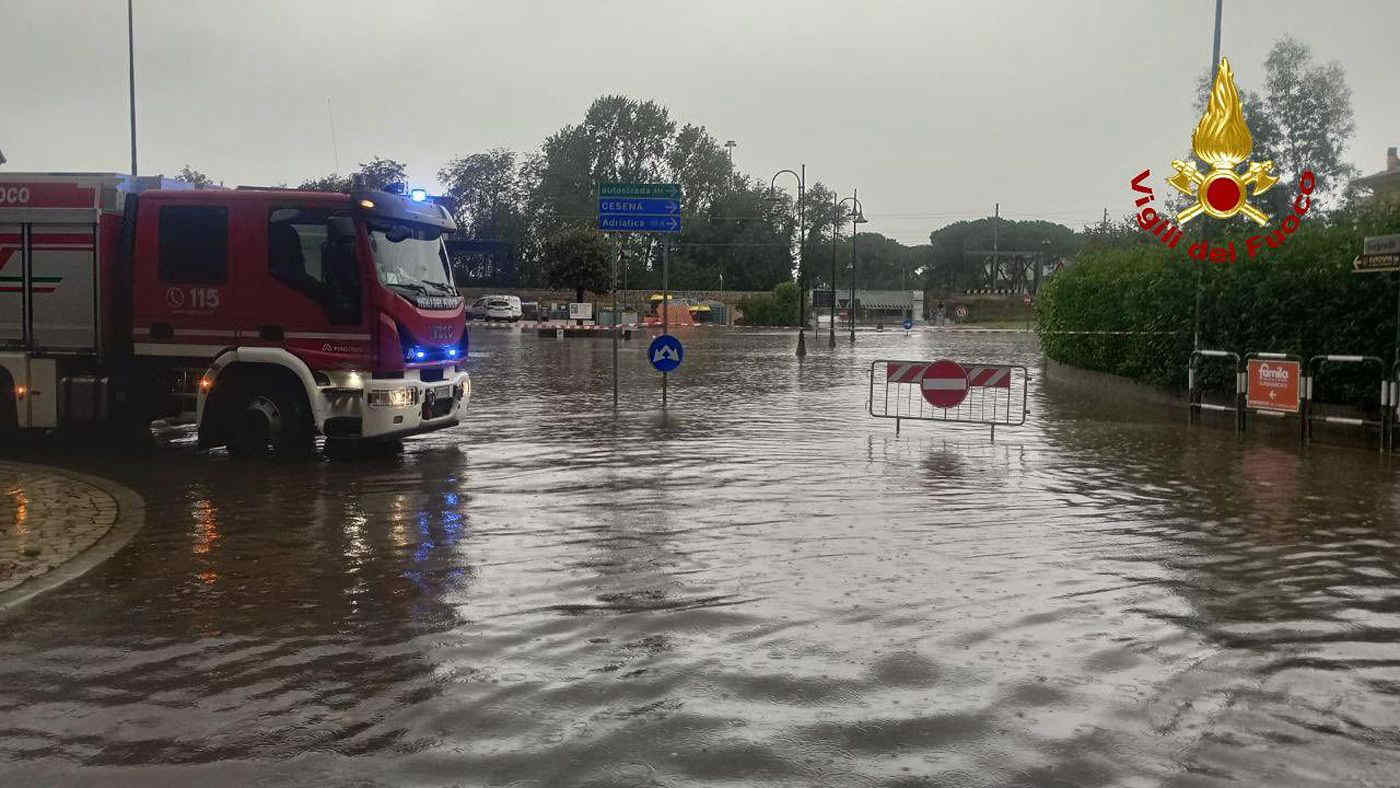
[{"x1": 0, "y1": 173, "x2": 470, "y2": 456}]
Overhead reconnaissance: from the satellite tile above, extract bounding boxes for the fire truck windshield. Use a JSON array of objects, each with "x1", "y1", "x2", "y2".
[{"x1": 367, "y1": 221, "x2": 456, "y2": 296}]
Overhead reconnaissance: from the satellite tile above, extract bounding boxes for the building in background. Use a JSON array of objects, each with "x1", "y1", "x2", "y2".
[
  {"x1": 1353, "y1": 147, "x2": 1400, "y2": 202},
  {"x1": 811, "y1": 289, "x2": 923, "y2": 326}
]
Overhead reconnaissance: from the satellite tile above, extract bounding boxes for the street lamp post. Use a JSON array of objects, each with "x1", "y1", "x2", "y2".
[
  {"x1": 830, "y1": 193, "x2": 838, "y2": 349},
  {"x1": 769, "y1": 166, "x2": 806, "y2": 356},
  {"x1": 835, "y1": 192, "x2": 866, "y2": 344},
  {"x1": 128, "y1": 0, "x2": 137, "y2": 176}
]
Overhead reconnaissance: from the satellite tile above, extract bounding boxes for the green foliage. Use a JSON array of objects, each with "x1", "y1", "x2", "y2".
[
  {"x1": 542, "y1": 225, "x2": 616, "y2": 302},
  {"x1": 926, "y1": 217, "x2": 1077, "y2": 293},
  {"x1": 737, "y1": 281, "x2": 801, "y2": 326},
  {"x1": 299, "y1": 156, "x2": 407, "y2": 193},
  {"x1": 1192, "y1": 35, "x2": 1357, "y2": 219},
  {"x1": 177, "y1": 165, "x2": 214, "y2": 188},
  {"x1": 1037, "y1": 201, "x2": 1400, "y2": 401}
]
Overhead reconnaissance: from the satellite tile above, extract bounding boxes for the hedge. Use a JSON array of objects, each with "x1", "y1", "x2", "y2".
[
  {"x1": 1035, "y1": 201, "x2": 1400, "y2": 401},
  {"x1": 737, "y1": 281, "x2": 801, "y2": 326}
]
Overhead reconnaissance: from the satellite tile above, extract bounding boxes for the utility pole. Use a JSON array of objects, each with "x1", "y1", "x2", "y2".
[
  {"x1": 1196, "y1": 0, "x2": 1223, "y2": 353},
  {"x1": 992, "y1": 203, "x2": 999, "y2": 289},
  {"x1": 1211, "y1": 0, "x2": 1223, "y2": 81},
  {"x1": 128, "y1": 0, "x2": 137, "y2": 176},
  {"x1": 612, "y1": 245, "x2": 621, "y2": 409}
]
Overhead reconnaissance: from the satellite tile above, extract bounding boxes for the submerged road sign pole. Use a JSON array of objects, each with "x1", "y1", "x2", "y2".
[
  {"x1": 662, "y1": 237, "x2": 669, "y2": 407},
  {"x1": 598, "y1": 182, "x2": 683, "y2": 410},
  {"x1": 613, "y1": 246, "x2": 621, "y2": 409}
]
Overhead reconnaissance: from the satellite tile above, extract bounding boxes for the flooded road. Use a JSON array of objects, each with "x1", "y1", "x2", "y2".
[{"x1": 4, "y1": 327, "x2": 1400, "y2": 786}]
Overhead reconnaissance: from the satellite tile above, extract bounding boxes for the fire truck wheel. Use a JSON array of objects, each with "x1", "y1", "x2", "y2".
[{"x1": 226, "y1": 380, "x2": 313, "y2": 459}]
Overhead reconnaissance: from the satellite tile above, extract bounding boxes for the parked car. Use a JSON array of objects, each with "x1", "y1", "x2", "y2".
[{"x1": 470, "y1": 295, "x2": 523, "y2": 322}]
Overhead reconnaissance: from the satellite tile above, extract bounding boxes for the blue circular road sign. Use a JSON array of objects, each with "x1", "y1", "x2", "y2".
[
  {"x1": 902, "y1": 318, "x2": 914, "y2": 330},
  {"x1": 648, "y1": 334, "x2": 684, "y2": 372}
]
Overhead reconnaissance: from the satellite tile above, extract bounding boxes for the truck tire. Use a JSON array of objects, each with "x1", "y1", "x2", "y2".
[{"x1": 225, "y1": 379, "x2": 313, "y2": 459}]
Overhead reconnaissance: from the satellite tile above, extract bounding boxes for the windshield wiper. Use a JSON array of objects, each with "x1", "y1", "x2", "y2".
[
  {"x1": 387, "y1": 281, "x2": 429, "y2": 295},
  {"x1": 422, "y1": 280, "x2": 457, "y2": 294}
]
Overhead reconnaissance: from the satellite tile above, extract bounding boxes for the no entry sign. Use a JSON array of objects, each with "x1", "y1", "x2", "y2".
[{"x1": 921, "y1": 359, "x2": 969, "y2": 408}]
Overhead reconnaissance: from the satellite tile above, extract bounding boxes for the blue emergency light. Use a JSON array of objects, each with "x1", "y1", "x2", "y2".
[{"x1": 410, "y1": 188, "x2": 428, "y2": 203}]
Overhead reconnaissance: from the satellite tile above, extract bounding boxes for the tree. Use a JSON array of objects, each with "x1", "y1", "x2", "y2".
[
  {"x1": 1261, "y1": 37, "x2": 1356, "y2": 205},
  {"x1": 356, "y1": 156, "x2": 408, "y2": 191},
  {"x1": 1192, "y1": 36, "x2": 1356, "y2": 219},
  {"x1": 927, "y1": 217, "x2": 1077, "y2": 292},
  {"x1": 542, "y1": 226, "x2": 614, "y2": 303},
  {"x1": 801, "y1": 182, "x2": 850, "y2": 290},
  {"x1": 298, "y1": 156, "x2": 408, "y2": 192},
  {"x1": 298, "y1": 173, "x2": 352, "y2": 192},
  {"x1": 439, "y1": 148, "x2": 529, "y2": 287},
  {"x1": 530, "y1": 96, "x2": 677, "y2": 236},
  {"x1": 438, "y1": 148, "x2": 520, "y2": 235},
  {"x1": 177, "y1": 165, "x2": 214, "y2": 188},
  {"x1": 738, "y1": 281, "x2": 800, "y2": 326}
]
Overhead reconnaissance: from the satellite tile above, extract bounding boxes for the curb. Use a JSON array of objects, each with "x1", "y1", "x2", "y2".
[{"x1": 0, "y1": 462, "x2": 146, "y2": 613}]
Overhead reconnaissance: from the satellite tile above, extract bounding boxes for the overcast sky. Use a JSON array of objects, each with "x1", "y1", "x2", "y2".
[{"x1": 4, "y1": 0, "x2": 1397, "y2": 245}]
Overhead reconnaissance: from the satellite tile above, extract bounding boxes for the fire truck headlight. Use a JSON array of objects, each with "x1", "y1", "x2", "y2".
[{"x1": 367, "y1": 387, "x2": 418, "y2": 408}]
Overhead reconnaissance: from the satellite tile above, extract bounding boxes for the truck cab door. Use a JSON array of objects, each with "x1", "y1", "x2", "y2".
[{"x1": 262, "y1": 206, "x2": 369, "y2": 367}]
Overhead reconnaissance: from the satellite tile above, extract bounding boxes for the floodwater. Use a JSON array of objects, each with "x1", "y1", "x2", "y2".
[{"x1": 3, "y1": 327, "x2": 1400, "y2": 786}]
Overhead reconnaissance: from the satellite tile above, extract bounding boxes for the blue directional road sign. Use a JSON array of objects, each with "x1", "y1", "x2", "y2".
[
  {"x1": 599, "y1": 215, "x2": 682, "y2": 233},
  {"x1": 902, "y1": 318, "x2": 914, "y2": 330},
  {"x1": 598, "y1": 197, "x2": 680, "y2": 215},
  {"x1": 598, "y1": 183, "x2": 684, "y2": 234},
  {"x1": 648, "y1": 334, "x2": 684, "y2": 372}
]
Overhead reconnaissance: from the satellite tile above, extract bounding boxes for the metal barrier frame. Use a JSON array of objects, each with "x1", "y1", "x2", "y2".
[
  {"x1": 1188, "y1": 349, "x2": 1242, "y2": 430},
  {"x1": 1303, "y1": 354, "x2": 1387, "y2": 451},
  {"x1": 1391, "y1": 361, "x2": 1400, "y2": 452},
  {"x1": 868, "y1": 359, "x2": 1029, "y2": 439},
  {"x1": 1242, "y1": 351, "x2": 1303, "y2": 434}
]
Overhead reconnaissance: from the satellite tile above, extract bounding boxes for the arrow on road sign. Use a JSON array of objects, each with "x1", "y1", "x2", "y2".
[
  {"x1": 599, "y1": 215, "x2": 682, "y2": 233},
  {"x1": 598, "y1": 198, "x2": 680, "y2": 215},
  {"x1": 648, "y1": 334, "x2": 684, "y2": 372}
]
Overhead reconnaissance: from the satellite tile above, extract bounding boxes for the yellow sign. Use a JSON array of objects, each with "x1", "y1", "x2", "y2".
[{"x1": 1167, "y1": 58, "x2": 1279, "y2": 226}]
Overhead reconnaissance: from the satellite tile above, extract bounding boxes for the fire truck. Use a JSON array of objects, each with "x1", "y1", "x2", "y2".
[{"x1": 0, "y1": 173, "x2": 470, "y2": 456}]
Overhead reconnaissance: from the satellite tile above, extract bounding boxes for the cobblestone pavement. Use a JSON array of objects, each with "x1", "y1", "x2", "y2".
[{"x1": 0, "y1": 461, "x2": 119, "y2": 594}]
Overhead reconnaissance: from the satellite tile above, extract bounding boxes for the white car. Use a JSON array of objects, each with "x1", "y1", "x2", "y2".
[{"x1": 471, "y1": 295, "x2": 523, "y2": 322}]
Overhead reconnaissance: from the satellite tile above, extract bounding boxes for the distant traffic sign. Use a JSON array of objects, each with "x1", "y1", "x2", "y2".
[
  {"x1": 648, "y1": 334, "x2": 684, "y2": 372},
  {"x1": 598, "y1": 215, "x2": 682, "y2": 233},
  {"x1": 598, "y1": 183, "x2": 684, "y2": 234},
  {"x1": 902, "y1": 318, "x2": 914, "y2": 331},
  {"x1": 600, "y1": 183, "x2": 682, "y2": 199},
  {"x1": 598, "y1": 198, "x2": 680, "y2": 215},
  {"x1": 921, "y1": 359, "x2": 969, "y2": 409}
]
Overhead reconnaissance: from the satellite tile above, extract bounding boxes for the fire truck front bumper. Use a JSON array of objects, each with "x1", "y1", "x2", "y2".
[{"x1": 319, "y1": 369, "x2": 470, "y2": 441}]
